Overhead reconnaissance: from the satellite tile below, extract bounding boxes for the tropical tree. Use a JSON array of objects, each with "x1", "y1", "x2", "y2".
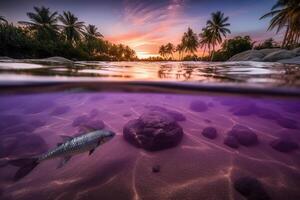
[
  {"x1": 59, "y1": 11, "x2": 85, "y2": 44},
  {"x1": 176, "y1": 43, "x2": 184, "y2": 60},
  {"x1": 181, "y1": 27, "x2": 199, "y2": 56},
  {"x1": 206, "y1": 11, "x2": 231, "y2": 60},
  {"x1": 18, "y1": 6, "x2": 59, "y2": 40},
  {"x1": 84, "y1": 24, "x2": 103, "y2": 39},
  {"x1": 199, "y1": 28, "x2": 213, "y2": 59},
  {"x1": 0, "y1": 16, "x2": 8, "y2": 24},
  {"x1": 260, "y1": 0, "x2": 300, "y2": 48},
  {"x1": 159, "y1": 45, "x2": 167, "y2": 59},
  {"x1": 165, "y1": 42, "x2": 175, "y2": 59}
]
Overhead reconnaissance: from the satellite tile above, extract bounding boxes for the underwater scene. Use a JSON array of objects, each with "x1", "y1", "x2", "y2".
[{"x1": 0, "y1": 89, "x2": 299, "y2": 200}]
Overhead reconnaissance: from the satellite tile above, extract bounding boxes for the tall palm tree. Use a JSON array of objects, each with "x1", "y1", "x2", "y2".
[
  {"x1": 181, "y1": 27, "x2": 199, "y2": 56},
  {"x1": 18, "y1": 6, "x2": 59, "y2": 40},
  {"x1": 199, "y1": 28, "x2": 213, "y2": 59},
  {"x1": 176, "y1": 43, "x2": 184, "y2": 60},
  {"x1": 206, "y1": 11, "x2": 231, "y2": 60},
  {"x1": 260, "y1": 0, "x2": 300, "y2": 47},
  {"x1": 85, "y1": 24, "x2": 103, "y2": 39},
  {"x1": 165, "y1": 43, "x2": 175, "y2": 59},
  {"x1": 159, "y1": 45, "x2": 167, "y2": 59},
  {"x1": 59, "y1": 11, "x2": 85, "y2": 43},
  {"x1": 0, "y1": 16, "x2": 8, "y2": 24}
]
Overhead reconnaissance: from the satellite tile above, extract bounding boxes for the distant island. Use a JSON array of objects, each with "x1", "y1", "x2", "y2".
[{"x1": 0, "y1": 0, "x2": 299, "y2": 63}]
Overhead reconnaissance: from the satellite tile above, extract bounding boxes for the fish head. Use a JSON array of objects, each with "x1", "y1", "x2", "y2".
[{"x1": 97, "y1": 130, "x2": 116, "y2": 144}]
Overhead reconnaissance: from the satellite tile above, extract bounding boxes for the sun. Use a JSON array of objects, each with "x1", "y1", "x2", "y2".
[{"x1": 136, "y1": 51, "x2": 160, "y2": 59}]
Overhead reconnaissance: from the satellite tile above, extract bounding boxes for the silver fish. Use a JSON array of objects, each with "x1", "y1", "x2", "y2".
[{"x1": 9, "y1": 129, "x2": 115, "y2": 181}]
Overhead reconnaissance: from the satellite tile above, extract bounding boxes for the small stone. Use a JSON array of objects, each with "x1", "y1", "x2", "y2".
[
  {"x1": 270, "y1": 138, "x2": 299, "y2": 153},
  {"x1": 228, "y1": 125, "x2": 258, "y2": 146},
  {"x1": 276, "y1": 117, "x2": 298, "y2": 129},
  {"x1": 234, "y1": 176, "x2": 271, "y2": 200},
  {"x1": 190, "y1": 100, "x2": 208, "y2": 112},
  {"x1": 224, "y1": 136, "x2": 239, "y2": 149},
  {"x1": 202, "y1": 127, "x2": 217, "y2": 139},
  {"x1": 152, "y1": 165, "x2": 160, "y2": 173},
  {"x1": 230, "y1": 103, "x2": 257, "y2": 116}
]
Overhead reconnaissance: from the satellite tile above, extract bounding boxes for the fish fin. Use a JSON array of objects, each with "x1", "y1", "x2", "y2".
[
  {"x1": 59, "y1": 135, "x2": 73, "y2": 142},
  {"x1": 9, "y1": 158, "x2": 39, "y2": 181},
  {"x1": 57, "y1": 143, "x2": 63, "y2": 147},
  {"x1": 89, "y1": 149, "x2": 95, "y2": 155},
  {"x1": 57, "y1": 156, "x2": 72, "y2": 169}
]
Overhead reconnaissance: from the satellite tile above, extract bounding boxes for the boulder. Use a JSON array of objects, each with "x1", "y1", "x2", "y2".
[
  {"x1": 278, "y1": 56, "x2": 300, "y2": 64},
  {"x1": 228, "y1": 125, "x2": 258, "y2": 146},
  {"x1": 190, "y1": 100, "x2": 208, "y2": 112},
  {"x1": 123, "y1": 111, "x2": 184, "y2": 151},
  {"x1": 229, "y1": 103, "x2": 257, "y2": 116},
  {"x1": 234, "y1": 176, "x2": 271, "y2": 200},
  {"x1": 258, "y1": 48, "x2": 281, "y2": 55},
  {"x1": 276, "y1": 117, "x2": 298, "y2": 129},
  {"x1": 145, "y1": 105, "x2": 186, "y2": 121},
  {"x1": 270, "y1": 138, "x2": 299, "y2": 153},
  {"x1": 224, "y1": 136, "x2": 239, "y2": 149},
  {"x1": 201, "y1": 127, "x2": 217, "y2": 139},
  {"x1": 229, "y1": 50, "x2": 265, "y2": 61},
  {"x1": 292, "y1": 47, "x2": 300, "y2": 55},
  {"x1": 263, "y1": 50, "x2": 296, "y2": 62}
]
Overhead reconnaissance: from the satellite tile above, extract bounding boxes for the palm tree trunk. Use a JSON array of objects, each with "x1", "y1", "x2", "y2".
[
  {"x1": 210, "y1": 44, "x2": 215, "y2": 61},
  {"x1": 282, "y1": 25, "x2": 289, "y2": 48},
  {"x1": 202, "y1": 46, "x2": 206, "y2": 61}
]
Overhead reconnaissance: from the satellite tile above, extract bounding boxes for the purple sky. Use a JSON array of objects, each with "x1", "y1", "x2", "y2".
[{"x1": 0, "y1": 0, "x2": 280, "y2": 58}]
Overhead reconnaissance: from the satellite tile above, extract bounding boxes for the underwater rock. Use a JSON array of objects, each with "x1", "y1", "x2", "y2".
[
  {"x1": 234, "y1": 176, "x2": 271, "y2": 200},
  {"x1": 263, "y1": 49, "x2": 296, "y2": 62},
  {"x1": 230, "y1": 103, "x2": 257, "y2": 116},
  {"x1": 228, "y1": 125, "x2": 258, "y2": 146},
  {"x1": 152, "y1": 165, "x2": 160, "y2": 173},
  {"x1": 51, "y1": 106, "x2": 71, "y2": 116},
  {"x1": 146, "y1": 105, "x2": 186, "y2": 121},
  {"x1": 0, "y1": 114, "x2": 23, "y2": 130},
  {"x1": 224, "y1": 136, "x2": 239, "y2": 149},
  {"x1": 78, "y1": 120, "x2": 105, "y2": 132},
  {"x1": 270, "y1": 138, "x2": 299, "y2": 153},
  {"x1": 276, "y1": 117, "x2": 298, "y2": 129},
  {"x1": 256, "y1": 108, "x2": 280, "y2": 120},
  {"x1": 190, "y1": 100, "x2": 208, "y2": 112},
  {"x1": 202, "y1": 127, "x2": 217, "y2": 139},
  {"x1": 123, "y1": 111, "x2": 184, "y2": 151}
]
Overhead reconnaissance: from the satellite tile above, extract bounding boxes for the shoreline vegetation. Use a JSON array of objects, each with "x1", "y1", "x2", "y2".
[{"x1": 0, "y1": 0, "x2": 299, "y2": 62}]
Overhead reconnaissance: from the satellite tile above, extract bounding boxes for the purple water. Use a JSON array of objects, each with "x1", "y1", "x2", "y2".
[{"x1": 0, "y1": 88, "x2": 299, "y2": 200}]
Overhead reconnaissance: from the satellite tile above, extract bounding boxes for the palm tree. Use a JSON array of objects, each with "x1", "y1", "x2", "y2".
[
  {"x1": 18, "y1": 6, "x2": 59, "y2": 40},
  {"x1": 181, "y1": 27, "x2": 199, "y2": 56},
  {"x1": 206, "y1": 11, "x2": 231, "y2": 60},
  {"x1": 260, "y1": 0, "x2": 300, "y2": 48},
  {"x1": 85, "y1": 24, "x2": 103, "y2": 39},
  {"x1": 199, "y1": 28, "x2": 213, "y2": 59},
  {"x1": 0, "y1": 16, "x2": 8, "y2": 24},
  {"x1": 59, "y1": 11, "x2": 85, "y2": 43},
  {"x1": 165, "y1": 43, "x2": 175, "y2": 59},
  {"x1": 176, "y1": 43, "x2": 184, "y2": 60},
  {"x1": 159, "y1": 45, "x2": 167, "y2": 59}
]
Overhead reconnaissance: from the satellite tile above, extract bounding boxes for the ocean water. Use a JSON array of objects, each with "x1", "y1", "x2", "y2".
[{"x1": 0, "y1": 61, "x2": 300, "y2": 200}]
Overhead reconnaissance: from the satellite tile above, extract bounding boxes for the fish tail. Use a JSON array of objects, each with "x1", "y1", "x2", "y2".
[{"x1": 9, "y1": 158, "x2": 39, "y2": 181}]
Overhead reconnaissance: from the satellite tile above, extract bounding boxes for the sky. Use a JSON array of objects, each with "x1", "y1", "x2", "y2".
[{"x1": 0, "y1": 0, "x2": 280, "y2": 58}]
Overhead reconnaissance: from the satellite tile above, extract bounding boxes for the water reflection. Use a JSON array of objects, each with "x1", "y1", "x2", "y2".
[{"x1": 0, "y1": 61, "x2": 299, "y2": 87}]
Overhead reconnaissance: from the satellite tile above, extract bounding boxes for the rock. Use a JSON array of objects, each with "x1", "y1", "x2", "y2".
[
  {"x1": 229, "y1": 50, "x2": 265, "y2": 61},
  {"x1": 152, "y1": 165, "x2": 160, "y2": 173},
  {"x1": 234, "y1": 176, "x2": 271, "y2": 200},
  {"x1": 202, "y1": 127, "x2": 217, "y2": 139},
  {"x1": 190, "y1": 100, "x2": 208, "y2": 112},
  {"x1": 270, "y1": 138, "x2": 299, "y2": 153},
  {"x1": 0, "y1": 56, "x2": 13, "y2": 60},
  {"x1": 224, "y1": 136, "x2": 239, "y2": 149},
  {"x1": 263, "y1": 50, "x2": 296, "y2": 62},
  {"x1": 123, "y1": 111, "x2": 184, "y2": 151},
  {"x1": 256, "y1": 108, "x2": 280, "y2": 120},
  {"x1": 292, "y1": 47, "x2": 300, "y2": 55},
  {"x1": 26, "y1": 57, "x2": 73, "y2": 65},
  {"x1": 51, "y1": 106, "x2": 71, "y2": 116},
  {"x1": 228, "y1": 125, "x2": 258, "y2": 146},
  {"x1": 146, "y1": 105, "x2": 186, "y2": 121},
  {"x1": 276, "y1": 117, "x2": 298, "y2": 129},
  {"x1": 278, "y1": 56, "x2": 300, "y2": 64},
  {"x1": 258, "y1": 48, "x2": 281, "y2": 55}
]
